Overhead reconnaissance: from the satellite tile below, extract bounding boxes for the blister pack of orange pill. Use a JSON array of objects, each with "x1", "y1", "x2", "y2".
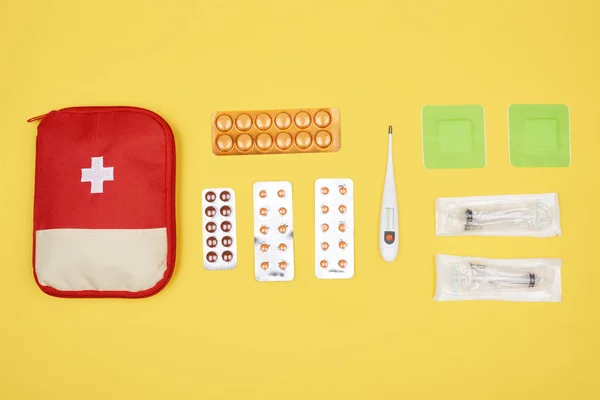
[
  {"x1": 315, "y1": 179, "x2": 355, "y2": 279},
  {"x1": 212, "y1": 108, "x2": 340, "y2": 156},
  {"x1": 253, "y1": 181, "x2": 294, "y2": 282}
]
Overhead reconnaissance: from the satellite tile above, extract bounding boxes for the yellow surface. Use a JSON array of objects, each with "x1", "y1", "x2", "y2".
[{"x1": 1, "y1": 0, "x2": 599, "y2": 398}]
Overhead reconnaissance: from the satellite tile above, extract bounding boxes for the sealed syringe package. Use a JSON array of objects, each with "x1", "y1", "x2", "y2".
[
  {"x1": 434, "y1": 254, "x2": 562, "y2": 302},
  {"x1": 435, "y1": 193, "x2": 561, "y2": 237}
]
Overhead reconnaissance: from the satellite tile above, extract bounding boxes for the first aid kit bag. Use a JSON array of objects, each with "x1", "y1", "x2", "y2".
[{"x1": 30, "y1": 106, "x2": 176, "y2": 298}]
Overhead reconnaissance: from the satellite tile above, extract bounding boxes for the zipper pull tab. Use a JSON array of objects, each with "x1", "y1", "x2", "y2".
[{"x1": 27, "y1": 113, "x2": 48, "y2": 123}]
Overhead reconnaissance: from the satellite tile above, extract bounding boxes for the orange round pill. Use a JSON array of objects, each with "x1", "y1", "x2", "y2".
[
  {"x1": 339, "y1": 241, "x2": 347, "y2": 249},
  {"x1": 278, "y1": 243, "x2": 287, "y2": 251},
  {"x1": 276, "y1": 132, "x2": 292, "y2": 150},
  {"x1": 278, "y1": 225, "x2": 287, "y2": 234},
  {"x1": 295, "y1": 131, "x2": 312, "y2": 149},
  {"x1": 314, "y1": 110, "x2": 331, "y2": 128},
  {"x1": 236, "y1": 134, "x2": 253, "y2": 151},
  {"x1": 294, "y1": 112, "x2": 311, "y2": 129},
  {"x1": 339, "y1": 205, "x2": 347, "y2": 213},
  {"x1": 315, "y1": 131, "x2": 332, "y2": 148},
  {"x1": 322, "y1": 223, "x2": 329, "y2": 232},
  {"x1": 259, "y1": 190, "x2": 267, "y2": 198},
  {"x1": 321, "y1": 242, "x2": 329, "y2": 250},
  {"x1": 256, "y1": 133, "x2": 273, "y2": 151},
  {"x1": 320, "y1": 260, "x2": 328, "y2": 269},
  {"x1": 277, "y1": 189, "x2": 285, "y2": 198},
  {"x1": 279, "y1": 207, "x2": 287, "y2": 216},
  {"x1": 339, "y1": 186, "x2": 347, "y2": 195},
  {"x1": 216, "y1": 114, "x2": 233, "y2": 132},
  {"x1": 255, "y1": 113, "x2": 272, "y2": 130},
  {"x1": 261, "y1": 262, "x2": 269, "y2": 270},
  {"x1": 260, "y1": 225, "x2": 269, "y2": 234},
  {"x1": 275, "y1": 112, "x2": 292, "y2": 129},
  {"x1": 339, "y1": 223, "x2": 346, "y2": 232},
  {"x1": 321, "y1": 205, "x2": 329, "y2": 214},
  {"x1": 338, "y1": 260, "x2": 347, "y2": 269},
  {"x1": 259, "y1": 207, "x2": 268, "y2": 216},
  {"x1": 235, "y1": 114, "x2": 252, "y2": 131},
  {"x1": 321, "y1": 187, "x2": 329, "y2": 195},
  {"x1": 279, "y1": 261, "x2": 288, "y2": 270},
  {"x1": 216, "y1": 135, "x2": 233, "y2": 152}
]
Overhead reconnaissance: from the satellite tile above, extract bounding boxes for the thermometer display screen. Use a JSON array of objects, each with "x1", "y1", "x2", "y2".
[{"x1": 385, "y1": 208, "x2": 395, "y2": 231}]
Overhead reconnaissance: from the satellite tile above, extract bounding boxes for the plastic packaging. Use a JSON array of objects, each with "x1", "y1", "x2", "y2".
[
  {"x1": 315, "y1": 178, "x2": 354, "y2": 279},
  {"x1": 436, "y1": 193, "x2": 561, "y2": 237},
  {"x1": 253, "y1": 181, "x2": 294, "y2": 282},
  {"x1": 202, "y1": 188, "x2": 237, "y2": 270},
  {"x1": 434, "y1": 254, "x2": 562, "y2": 302}
]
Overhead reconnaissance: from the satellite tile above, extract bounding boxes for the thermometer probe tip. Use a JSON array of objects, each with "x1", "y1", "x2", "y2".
[{"x1": 388, "y1": 126, "x2": 393, "y2": 134}]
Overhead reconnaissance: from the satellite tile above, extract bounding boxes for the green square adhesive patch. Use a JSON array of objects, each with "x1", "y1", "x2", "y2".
[
  {"x1": 422, "y1": 105, "x2": 486, "y2": 169},
  {"x1": 509, "y1": 104, "x2": 570, "y2": 167}
]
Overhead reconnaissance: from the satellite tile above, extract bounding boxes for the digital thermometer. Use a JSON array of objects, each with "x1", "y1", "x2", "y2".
[{"x1": 379, "y1": 126, "x2": 398, "y2": 262}]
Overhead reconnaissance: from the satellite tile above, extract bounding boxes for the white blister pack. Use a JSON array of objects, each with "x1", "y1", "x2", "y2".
[
  {"x1": 315, "y1": 178, "x2": 354, "y2": 279},
  {"x1": 436, "y1": 193, "x2": 561, "y2": 237},
  {"x1": 434, "y1": 254, "x2": 562, "y2": 302},
  {"x1": 202, "y1": 188, "x2": 237, "y2": 270},
  {"x1": 253, "y1": 181, "x2": 294, "y2": 282}
]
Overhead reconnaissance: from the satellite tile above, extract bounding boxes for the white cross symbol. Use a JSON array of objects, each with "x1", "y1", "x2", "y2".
[{"x1": 81, "y1": 156, "x2": 114, "y2": 193}]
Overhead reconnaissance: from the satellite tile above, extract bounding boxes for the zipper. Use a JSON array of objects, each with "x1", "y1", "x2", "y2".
[{"x1": 27, "y1": 113, "x2": 50, "y2": 123}]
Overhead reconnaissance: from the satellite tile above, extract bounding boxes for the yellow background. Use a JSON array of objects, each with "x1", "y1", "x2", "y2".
[{"x1": 1, "y1": 0, "x2": 599, "y2": 398}]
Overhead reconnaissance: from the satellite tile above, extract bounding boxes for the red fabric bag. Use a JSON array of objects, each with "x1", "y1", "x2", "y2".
[{"x1": 30, "y1": 106, "x2": 176, "y2": 298}]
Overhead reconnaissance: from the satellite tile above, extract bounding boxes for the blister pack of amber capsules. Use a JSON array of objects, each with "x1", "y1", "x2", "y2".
[{"x1": 212, "y1": 108, "x2": 340, "y2": 155}]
